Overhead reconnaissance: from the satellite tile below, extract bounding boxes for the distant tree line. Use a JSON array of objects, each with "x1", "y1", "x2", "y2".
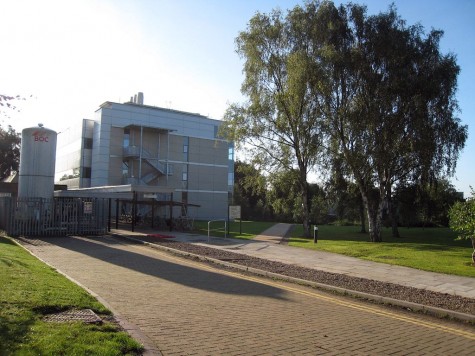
[{"x1": 233, "y1": 160, "x2": 464, "y2": 231}]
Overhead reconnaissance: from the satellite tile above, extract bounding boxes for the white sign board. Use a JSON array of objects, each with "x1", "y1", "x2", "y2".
[
  {"x1": 144, "y1": 193, "x2": 157, "y2": 199},
  {"x1": 229, "y1": 205, "x2": 241, "y2": 220},
  {"x1": 84, "y1": 201, "x2": 93, "y2": 214}
]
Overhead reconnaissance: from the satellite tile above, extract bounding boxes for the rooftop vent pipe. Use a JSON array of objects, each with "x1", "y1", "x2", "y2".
[{"x1": 129, "y1": 92, "x2": 144, "y2": 105}]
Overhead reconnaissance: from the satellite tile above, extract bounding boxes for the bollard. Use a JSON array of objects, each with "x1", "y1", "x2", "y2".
[{"x1": 313, "y1": 225, "x2": 319, "y2": 243}]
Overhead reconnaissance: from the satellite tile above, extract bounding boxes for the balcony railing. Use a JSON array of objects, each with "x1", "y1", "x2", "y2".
[{"x1": 123, "y1": 145, "x2": 140, "y2": 158}]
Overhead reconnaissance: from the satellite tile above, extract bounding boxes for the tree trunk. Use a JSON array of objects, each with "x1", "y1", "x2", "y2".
[
  {"x1": 301, "y1": 185, "x2": 311, "y2": 238},
  {"x1": 359, "y1": 201, "x2": 366, "y2": 233},
  {"x1": 302, "y1": 208, "x2": 311, "y2": 237},
  {"x1": 389, "y1": 196, "x2": 400, "y2": 238},
  {"x1": 367, "y1": 206, "x2": 383, "y2": 242},
  {"x1": 385, "y1": 186, "x2": 399, "y2": 238},
  {"x1": 360, "y1": 190, "x2": 383, "y2": 242}
]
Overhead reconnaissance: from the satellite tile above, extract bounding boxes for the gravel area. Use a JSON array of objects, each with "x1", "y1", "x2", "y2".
[{"x1": 133, "y1": 236, "x2": 475, "y2": 317}]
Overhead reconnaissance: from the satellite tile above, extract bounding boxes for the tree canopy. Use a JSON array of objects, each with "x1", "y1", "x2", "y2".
[
  {"x1": 223, "y1": 2, "x2": 327, "y2": 236},
  {"x1": 449, "y1": 189, "x2": 475, "y2": 262},
  {"x1": 315, "y1": 2, "x2": 467, "y2": 241},
  {"x1": 224, "y1": 1, "x2": 467, "y2": 242},
  {"x1": 0, "y1": 95, "x2": 23, "y2": 180},
  {"x1": 0, "y1": 124, "x2": 21, "y2": 180}
]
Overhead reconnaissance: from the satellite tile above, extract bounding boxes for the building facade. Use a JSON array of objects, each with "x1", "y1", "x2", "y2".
[{"x1": 55, "y1": 94, "x2": 234, "y2": 220}]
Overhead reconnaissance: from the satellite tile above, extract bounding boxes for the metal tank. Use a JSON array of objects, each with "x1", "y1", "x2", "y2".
[{"x1": 18, "y1": 124, "x2": 58, "y2": 199}]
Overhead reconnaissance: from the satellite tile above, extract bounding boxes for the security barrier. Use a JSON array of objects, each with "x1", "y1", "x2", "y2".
[{"x1": 0, "y1": 197, "x2": 108, "y2": 237}]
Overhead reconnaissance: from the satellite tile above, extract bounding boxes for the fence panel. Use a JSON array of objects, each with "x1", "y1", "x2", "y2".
[
  {"x1": 4, "y1": 197, "x2": 108, "y2": 237},
  {"x1": 0, "y1": 197, "x2": 11, "y2": 231}
]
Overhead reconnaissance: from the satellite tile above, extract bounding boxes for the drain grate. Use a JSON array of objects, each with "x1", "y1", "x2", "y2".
[{"x1": 43, "y1": 309, "x2": 102, "y2": 324}]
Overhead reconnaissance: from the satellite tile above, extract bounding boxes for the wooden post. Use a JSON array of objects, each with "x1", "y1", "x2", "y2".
[
  {"x1": 169, "y1": 193, "x2": 173, "y2": 231},
  {"x1": 132, "y1": 192, "x2": 137, "y2": 232},
  {"x1": 115, "y1": 199, "x2": 119, "y2": 229}
]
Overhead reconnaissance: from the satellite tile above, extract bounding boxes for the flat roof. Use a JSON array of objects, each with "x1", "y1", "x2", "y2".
[
  {"x1": 98, "y1": 101, "x2": 215, "y2": 121},
  {"x1": 54, "y1": 184, "x2": 175, "y2": 199}
]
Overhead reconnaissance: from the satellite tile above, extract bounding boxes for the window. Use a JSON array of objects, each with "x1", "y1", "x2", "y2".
[
  {"x1": 83, "y1": 138, "x2": 93, "y2": 149},
  {"x1": 182, "y1": 164, "x2": 188, "y2": 181},
  {"x1": 82, "y1": 167, "x2": 91, "y2": 179},
  {"x1": 183, "y1": 136, "x2": 189, "y2": 161},
  {"x1": 228, "y1": 142, "x2": 234, "y2": 190},
  {"x1": 123, "y1": 128, "x2": 130, "y2": 148},
  {"x1": 228, "y1": 144, "x2": 234, "y2": 160}
]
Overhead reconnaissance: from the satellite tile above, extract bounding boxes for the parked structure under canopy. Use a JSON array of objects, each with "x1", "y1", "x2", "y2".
[{"x1": 54, "y1": 184, "x2": 200, "y2": 232}]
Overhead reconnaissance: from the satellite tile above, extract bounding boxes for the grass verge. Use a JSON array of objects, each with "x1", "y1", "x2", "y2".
[
  {"x1": 289, "y1": 225, "x2": 475, "y2": 278},
  {"x1": 0, "y1": 236, "x2": 144, "y2": 355}
]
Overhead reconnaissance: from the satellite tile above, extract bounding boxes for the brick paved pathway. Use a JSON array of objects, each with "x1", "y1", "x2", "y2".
[{"x1": 20, "y1": 236, "x2": 475, "y2": 355}]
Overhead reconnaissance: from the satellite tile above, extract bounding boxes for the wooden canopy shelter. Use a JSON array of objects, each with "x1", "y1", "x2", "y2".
[{"x1": 54, "y1": 184, "x2": 200, "y2": 232}]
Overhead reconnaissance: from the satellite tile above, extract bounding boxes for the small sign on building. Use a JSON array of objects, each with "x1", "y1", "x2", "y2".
[{"x1": 144, "y1": 193, "x2": 157, "y2": 199}]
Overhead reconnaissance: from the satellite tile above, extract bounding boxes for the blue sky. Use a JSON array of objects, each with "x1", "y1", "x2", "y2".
[{"x1": 1, "y1": 0, "x2": 473, "y2": 195}]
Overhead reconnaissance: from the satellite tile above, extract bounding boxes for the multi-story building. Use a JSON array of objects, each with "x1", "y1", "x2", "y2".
[{"x1": 55, "y1": 93, "x2": 234, "y2": 221}]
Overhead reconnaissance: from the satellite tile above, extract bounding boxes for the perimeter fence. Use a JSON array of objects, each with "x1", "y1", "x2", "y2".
[{"x1": 0, "y1": 197, "x2": 108, "y2": 237}]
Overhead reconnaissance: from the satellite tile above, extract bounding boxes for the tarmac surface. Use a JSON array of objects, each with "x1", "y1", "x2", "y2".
[{"x1": 16, "y1": 223, "x2": 475, "y2": 355}]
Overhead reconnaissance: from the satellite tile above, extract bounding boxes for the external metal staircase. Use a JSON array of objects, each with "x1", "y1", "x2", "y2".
[{"x1": 123, "y1": 146, "x2": 172, "y2": 184}]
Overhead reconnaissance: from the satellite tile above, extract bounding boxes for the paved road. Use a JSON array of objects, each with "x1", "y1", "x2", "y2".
[
  {"x1": 19, "y1": 235, "x2": 475, "y2": 355},
  {"x1": 114, "y1": 224, "x2": 475, "y2": 300}
]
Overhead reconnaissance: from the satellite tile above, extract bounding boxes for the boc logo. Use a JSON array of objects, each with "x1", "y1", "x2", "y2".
[{"x1": 32, "y1": 131, "x2": 49, "y2": 142}]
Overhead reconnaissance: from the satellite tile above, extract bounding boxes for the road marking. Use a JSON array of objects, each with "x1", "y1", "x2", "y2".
[
  {"x1": 111, "y1": 237, "x2": 475, "y2": 341},
  {"x1": 253, "y1": 278, "x2": 475, "y2": 340}
]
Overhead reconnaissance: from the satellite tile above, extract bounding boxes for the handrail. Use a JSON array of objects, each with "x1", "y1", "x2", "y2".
[
  {"x1": 142, "y1": 148, "x2": 167, "y2": 173},
  {"x1": 123, "y1": 145, "x2": 140, "y2": 157},
  {"x1": 207, "y1": 219, "x2": 227, "y2": 242},
  {"x1": 123, "y1": 145, "x2": 168, "y2": 175}
]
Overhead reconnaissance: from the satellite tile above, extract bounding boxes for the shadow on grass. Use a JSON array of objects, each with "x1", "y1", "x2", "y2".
[
  {"x1": 0, "y1": 242, "x2": 67, "y2": 350},
  {"x1": 0, "y1": 311, "x2": 34, "y2": 355}
]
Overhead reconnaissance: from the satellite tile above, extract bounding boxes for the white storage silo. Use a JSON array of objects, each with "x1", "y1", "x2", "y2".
[{"x1": 18, "y1": 124, "x2": 58, "y2": 199}]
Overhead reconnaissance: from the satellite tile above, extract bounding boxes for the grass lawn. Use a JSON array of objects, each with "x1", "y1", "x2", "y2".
[
  {"x1": 0, "y1": 236, "x2": 144, "y2": 355},
  {"x1": 289, "y1": 225, "x2": 475, "y2": 278},
  {"x1": 194, "y1": 220, "x2": 475, "y2": 277},
  {"x1": 193, "y1": 220, "x2": 276, "y2": 239}
]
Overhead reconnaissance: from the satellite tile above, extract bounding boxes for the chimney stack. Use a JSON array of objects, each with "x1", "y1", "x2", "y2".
[{"x1": 129, "y1": 92, "x2": 144, "y2": 105}]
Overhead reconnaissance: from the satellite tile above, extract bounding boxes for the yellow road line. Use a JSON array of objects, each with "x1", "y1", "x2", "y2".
[
  {"x1": 250, "y1": 276, "x2": 475, "y2": 340},
  {"x1": 117, "y1": 237, "x2": 475, "y2": 340}
]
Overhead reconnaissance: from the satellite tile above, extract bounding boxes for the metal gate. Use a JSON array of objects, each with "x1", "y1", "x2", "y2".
[{"x1": 2, "y1": 197, "x2": 108, "y2": 237}]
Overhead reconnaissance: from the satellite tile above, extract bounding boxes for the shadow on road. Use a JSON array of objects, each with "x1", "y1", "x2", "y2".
[{"x1": 18, "y1": 235, "x2": 289, "y2": 300}]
